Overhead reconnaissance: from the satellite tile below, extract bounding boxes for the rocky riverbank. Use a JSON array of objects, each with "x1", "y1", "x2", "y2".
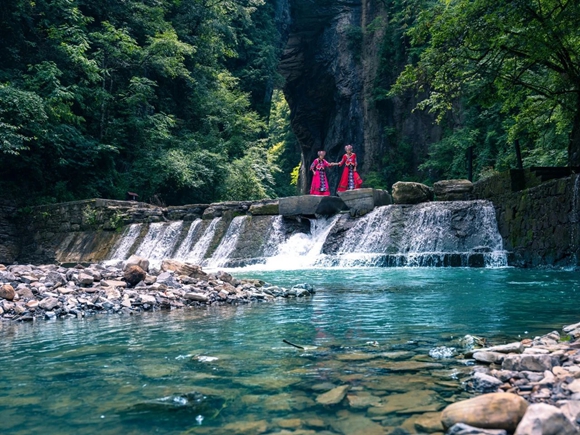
[
  {"x1": 442, "y1": 326, "x2": 580, "y2": 434},
  {"x1": 0, "y1": 257, "x2": 315, "y2": 322}
]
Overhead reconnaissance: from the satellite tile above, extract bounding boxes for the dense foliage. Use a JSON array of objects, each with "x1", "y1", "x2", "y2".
[
  {"x1": 389, "y1": 0, "x2": 580, "y2": 181},
  {"x1": 2, "y1": 0, "x2": 578, "y2": 205},
  {"x1": 0, "y1": 0, "x2": 284, "y2": 205}
]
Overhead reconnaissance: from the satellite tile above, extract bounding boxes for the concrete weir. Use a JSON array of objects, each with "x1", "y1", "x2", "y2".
[
  {"x1": 4, "y1": 173, "x2": 578, "y2": 268},
  {"x1": 3, "y1": 187, "x2": 513, "y2": 269}
]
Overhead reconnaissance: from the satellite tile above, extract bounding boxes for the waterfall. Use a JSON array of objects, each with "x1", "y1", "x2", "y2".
[
  {"x1": 251, "y1": 215, "x2": 340, "y2": 270},
  {"x1": 101, "y1": 200, "x2": 508, "y2": 270},
  {"x1": 108, "y1": 223, "x2": 142, "y2": 260},
  {"x1": 328, "y1": 200, "x2": 507, "y2": 268},
  {"x1": 134, "y1": 221, "x2": 184, "y2": 263},
  {"x1": 203, "y1": 216, "x2": 248, "y2": 268},
  {"x1": 339, "y1": 206, "x2": 395, "y2": 254},
  {"x1": 261, "y1": 215, "x2": 286, "y2": 257},
  {"x1": 185, "y1": 217, "x2": 221, "y2": 265},
  {"x1": 173, "y1": 219, "x2": 202, "y2": 261}
]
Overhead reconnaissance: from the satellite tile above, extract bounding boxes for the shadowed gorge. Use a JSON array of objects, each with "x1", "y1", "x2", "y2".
[{"x1": 279, "y1": 0, "x2": 441, "y2": 193}]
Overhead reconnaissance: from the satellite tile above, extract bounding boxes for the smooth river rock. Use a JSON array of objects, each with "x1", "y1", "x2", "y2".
[
  {"x1": 441, "y1": 392, "x2": 528, "y2": 432},
  {"x1": 473, "y1": 351, "x2": 506, "y2": 365},
  {"x1": 514, "y1": 403, "x2": 578, "y2": 435},
  {"x1": 316, "y1": 385, "x2": 350, "y2": 405},
  {"x1": 123, "y1": 265, "x2": 146, "y2": 287},
  {"x1": 124, "y1": 254, "x2": 150, "y2": 272},
  {"x1": 502, "y1": 354, "x2": 561, "y2": 372},
  {"x1": 0, "y1": 283, "x2": 15, "y2": 300}
]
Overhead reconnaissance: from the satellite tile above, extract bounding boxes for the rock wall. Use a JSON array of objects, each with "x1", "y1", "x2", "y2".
[
  {"x1": 14, "y1": 198, "x2": 302, "y2": 265},
  {"x1": 16, "y1": 199, "x2": 171, "y2": 265},
  {"x1": 474, "y1": 172, "x2": 580, "y2": 268},
  {"x1": 279, "y1": 0, "x2": 441, "y2": 193},
  {"x1": 0, "y1": 201, "x2": 20, "y2": 264}
]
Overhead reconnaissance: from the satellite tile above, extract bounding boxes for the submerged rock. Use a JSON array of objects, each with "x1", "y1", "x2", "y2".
[
  {"x1": 316, "y1": 385, "x2": 350, "y2": 405},
  {"x1": 446, "y1": 423, "x2": 508, "y2": 435}
]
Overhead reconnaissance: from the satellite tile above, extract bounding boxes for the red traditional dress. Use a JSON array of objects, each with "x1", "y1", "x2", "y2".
[
  {"x1": 337, "y1": 152, "x2": 363, "y2": 192},
  {"x1": 310, "y1": 157, "x2": 331, "y2": 195}
]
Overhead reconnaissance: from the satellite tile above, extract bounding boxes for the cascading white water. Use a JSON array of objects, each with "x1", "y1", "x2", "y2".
[
  {"x1": 173, "y1": 219, "x2": 202, "y2": 261},
  {"x1": 203, "y1": 216, "x2": 248, "y2": 268},
  {"x1": 330, "y1": 200, "x2": 507, "y2": 268},
  {"x1": 261, "y1": 215, "x2": 286, "y2": 257},
  {"x1": 339, "y1": 206, "x2": 395, "y2": 254},
  {"x1": 248, "y1": 215, "x2": 341, "y2": 270},
  {"x1": 134, "y1": 221, "x2": 184, "y2": 264},
  {"x1": 104, "y1": 200, "x2": 507, "y2": 269},
  {"x1": 108, "y1": 223, "x2": 142, "y2": 260},
  {"x1": 185, "y1": 217, "x2": 221, "y2": 265}
]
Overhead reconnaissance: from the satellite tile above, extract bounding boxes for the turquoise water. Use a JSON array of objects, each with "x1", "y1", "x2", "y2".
[{"x1": 1, "y1": 268, "x2": 579, "y2": 434}]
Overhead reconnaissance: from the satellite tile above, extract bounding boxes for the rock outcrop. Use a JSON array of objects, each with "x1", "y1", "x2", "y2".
[
  {"x1": 434, "y1": 179, "x2": 474, "y2": 201},
  {"x1": 392, "y1": 181, "x2": 434, "y2": 204},
  {"x1": 337, "y1": 188, "x2": 392, "y2": 216},
  {"x1": 278, "y1": 195, "x2": 347, "y2": 217}
]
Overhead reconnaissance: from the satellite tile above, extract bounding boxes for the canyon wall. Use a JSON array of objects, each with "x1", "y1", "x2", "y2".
[{"x1": 279, "y1": 0, "x2": 441, "y2": 193}]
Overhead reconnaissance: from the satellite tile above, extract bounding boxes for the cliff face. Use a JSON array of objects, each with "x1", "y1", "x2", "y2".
[{"x1": 279, "y1": 0, "x2": 441, "y2": 193}]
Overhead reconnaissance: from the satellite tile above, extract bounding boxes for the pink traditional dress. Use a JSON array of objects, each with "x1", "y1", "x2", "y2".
[
  {"x1": 337, "y1": 152, "x2": 363, "y2": 192},
  {"x1": 310, "y1": 157, "x2": 331, "y2": 195}
]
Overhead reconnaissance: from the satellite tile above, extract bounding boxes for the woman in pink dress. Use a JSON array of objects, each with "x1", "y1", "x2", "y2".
[
  {"x1": 336, "y1": 145, "x2": 363, "y2": 192},
  {"x1": 310, "y1": 150, "x2": 332, "y2": 195}
]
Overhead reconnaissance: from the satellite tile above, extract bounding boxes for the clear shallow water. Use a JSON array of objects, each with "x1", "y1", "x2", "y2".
[{"x1": 1, "y1": 268, "x2": 579, "y2": 434}]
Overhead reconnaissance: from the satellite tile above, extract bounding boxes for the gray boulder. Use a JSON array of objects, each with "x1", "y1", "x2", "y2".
[
  {"x1": 279, "y1": 195, "x2": 346, "y2": 217},
  {"x1": 502, "y1": 354, "x2": 561, "y2": 372},
  {"x1": 433, "y1": 179, "x2": 474, "y2": 201},
  {"x1": 124, "y1": 255, "x2": 150, "y2": 273},
  {"x1": 392, "y1": 182, "x2": 433, "y2": 204},
  {"x1": 337, "y1": 188, "x2": 392, "y2": 215},
  {"x1": 514, "y1": 403, "x2": 578, "y2": 435},
  {"x1": 472, "y1": 372, "x2": 503, "y2": 393}
]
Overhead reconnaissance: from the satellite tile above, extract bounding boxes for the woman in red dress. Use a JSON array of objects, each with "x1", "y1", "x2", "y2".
[
  {"x1": 310, "y1": 150, "x2": 332, "y2": 195},
  {"x1": 336, "y1": 145, "x2": 363, "y2": 192}
]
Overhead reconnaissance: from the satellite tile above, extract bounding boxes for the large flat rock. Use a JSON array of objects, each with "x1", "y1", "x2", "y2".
[
  {"x1": 337, "y1": 188, "x2": 392, "y2": 213},
  {"x1": 279, "y1": 195, "x2": 346, "y2": 217}
]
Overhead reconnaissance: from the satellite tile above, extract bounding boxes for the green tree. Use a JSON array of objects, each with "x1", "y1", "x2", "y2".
[
  {"x1": 0, "y1": 0, "x2": 284, "y2": 205},
  {"x1": 392, "y1": 0, "x2": 580, "y2": 167}
]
